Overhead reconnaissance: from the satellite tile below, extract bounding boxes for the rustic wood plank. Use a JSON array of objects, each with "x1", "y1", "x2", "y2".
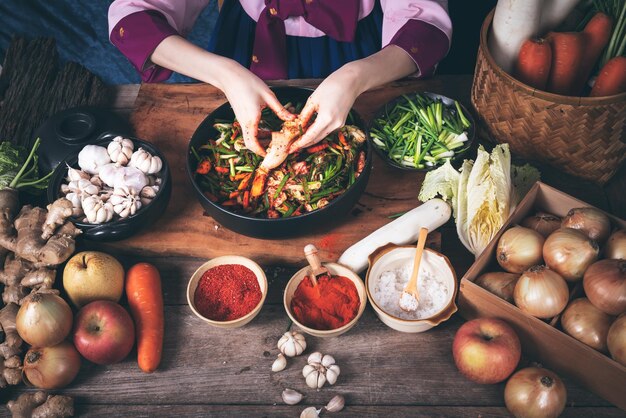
[{"x1": 70, "y1": 405, "x2": 624, "y2": 418}]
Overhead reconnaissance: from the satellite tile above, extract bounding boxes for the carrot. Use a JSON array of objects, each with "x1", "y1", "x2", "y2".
[
  {"x1": 590, "y1": 56, "x2": 626, "y2": 97},
  {"x1": 214, "y1": 166, "x2": 229, "y2": 174},
  {"x1": 574, "y1": 12, "x2": 613, "y2": 94},
  {"x1": 126, "y1": 263, "x2": 164, "y2": 373},
  {"x1": 338, "y1": 131, "x2": 349, "y2": 147},
  {"x1": 306, "y1": 143, "x2": 329, "y2": 153},
  {"x1": 546, "y1": 32, "x2": 586, "y2": 96},
  {"x1": 195, "y1": 159, "x2": 212, "y2": 175},
  {"x1": 242, "y1": 190, "x2": 250, "y2": 209},
  {"x1": 514, "y1": 38, "x2": 552, "y2": 90}
]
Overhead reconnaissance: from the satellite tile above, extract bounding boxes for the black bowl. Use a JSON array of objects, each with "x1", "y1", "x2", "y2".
[
  {"x1": 186, "y1": 86, "x2": 372, "y2": 239},
  {"x1": 369, "y1": 92, "x2": 476, "y2": 172},
  {"x1": 47, "y1": 133, "x2": 172, "y2": 242}
]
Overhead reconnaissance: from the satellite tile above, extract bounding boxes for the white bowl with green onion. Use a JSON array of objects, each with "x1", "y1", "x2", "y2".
[{"x1": 369, "y1": 92, "x2": 475, "y2": 171}]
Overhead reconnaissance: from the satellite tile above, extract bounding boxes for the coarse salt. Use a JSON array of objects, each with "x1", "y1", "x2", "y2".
[{"x1": 372, "y1": 262, "x2": 449, "y2": 320}]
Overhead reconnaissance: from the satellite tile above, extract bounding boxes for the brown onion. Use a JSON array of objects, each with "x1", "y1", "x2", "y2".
[
  {"x1": 522, "y1": 212, "x2": 561, "y2": 238},
  {"x1": 583, "y1": 259, "x2": 626, "y2": 316},
  {"x1": 23, "y1": 341, "x2": 81, "y2": 389},
  {"x1": 514, "y1": 266, "x2": 569, "y2": 319},
  {"x1": 16, "y1": 291, "x2": 73, "y2": 347},
  {"x1": 475, "y1": 272, "x2": 520, "y2": 303},
  {"x1": 505, "y1": 367, "x2": 566, "y2": 418},
  {"x1": 607, "y1": 314, "x2": 626, "y2": 367},
  {"x1": 562, "y1": 207, "x2": 611, "y2": 244},
  {"x1": 543, "y1": 228, "x2": 599, "y2": 282},
  {"x1": 606, "y1": 229, "x2": 626, "y2": 260},
  {"x1": 497, "y1": 226, "x2": 545, "y2": 273},
  {"x1": 561, "y1": 298, "x2": 613, "y2": 352}
]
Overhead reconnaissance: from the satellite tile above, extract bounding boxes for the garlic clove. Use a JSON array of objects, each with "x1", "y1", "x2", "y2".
[
  {"x1": 308, "y1": 352, "x2": 323, "y2": 364},
  {"x1": 281, "y1": 388, "x2": 303, "y2": 405},
  {"x1": 321, "y1": 354, "x2": 335, "y2": 368},
  {"x1": 302, "y1": 364, "x2": 315, "y2": 378},
  {"x1": 305, "y1": 370, "x2": 326, "y2": 389},
  {"x1": 300, "y1": 407, "x2": 320, "y2": 418},
  {"x1": 326, "y1": 365, "x2": 340, "y2": 385},
  {"x1": 272, "y1": 354, "x2": 287, "y2": 372},
  {"x1": 324, "y1": 395, "x2": 345, "y2": 413}
]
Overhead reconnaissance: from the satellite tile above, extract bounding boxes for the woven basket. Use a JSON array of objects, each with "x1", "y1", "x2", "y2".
[{"x1": 471, "y1": 11, "x2": 626, "y2": 185}]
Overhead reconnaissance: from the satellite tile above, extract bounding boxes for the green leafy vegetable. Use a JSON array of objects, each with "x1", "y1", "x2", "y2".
[{"x1": 0, "y1": 138, "x2": 52, "y2": 191}]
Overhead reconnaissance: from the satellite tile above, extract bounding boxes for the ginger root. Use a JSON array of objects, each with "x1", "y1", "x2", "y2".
[
  {"x1": 7, "y1": 391, "x2": 74, "y2": 418},
  {"x1": 1, "y1": 256, "x2": 55, "y2": 305},
  {"x1": 0, "y1": 355, "x2": 21, "y2": 388},
  {"x1": 0, "y1": 302, "x2": 22, "y2": 358},
  {"x1": 42, "y1": 199, "x2": 74, "y2": 240}
]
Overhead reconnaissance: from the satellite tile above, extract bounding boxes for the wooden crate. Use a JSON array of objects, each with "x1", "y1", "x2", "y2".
[{"x1": 458, "y1": 181, "x2": 626, "y2": 410}]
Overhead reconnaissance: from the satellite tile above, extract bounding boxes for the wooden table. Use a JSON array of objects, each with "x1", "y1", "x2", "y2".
[{"x1": 3, "y1": 76, "x2": 624, "y2": 417}]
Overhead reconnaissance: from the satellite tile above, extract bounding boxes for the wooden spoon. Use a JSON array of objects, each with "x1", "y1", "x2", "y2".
[
  {"x1": 304, "y1": 244, "x2": 329, "y2": 286},
  {"x1": 399, "y1": 227, "x2": 429, "y2": 312}
]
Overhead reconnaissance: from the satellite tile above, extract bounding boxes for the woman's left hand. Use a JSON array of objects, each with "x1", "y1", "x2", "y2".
[{"x1": 288, "y1": 66, "x2": 362, "y2": 153}]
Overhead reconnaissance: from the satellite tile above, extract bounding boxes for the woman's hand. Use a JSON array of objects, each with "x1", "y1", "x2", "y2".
[{"x1": 288, "y1": 66, "x2": 362, "y2": 153}]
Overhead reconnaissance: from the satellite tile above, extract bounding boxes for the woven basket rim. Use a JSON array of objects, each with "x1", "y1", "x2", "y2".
[{"x1": 480, "y1": 9, "x2": 626, "y2": 105}]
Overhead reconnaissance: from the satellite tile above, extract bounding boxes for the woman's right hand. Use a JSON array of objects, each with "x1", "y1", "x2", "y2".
[{"x1": 215, "y1": 61, "x2": 294, "y2": 156}]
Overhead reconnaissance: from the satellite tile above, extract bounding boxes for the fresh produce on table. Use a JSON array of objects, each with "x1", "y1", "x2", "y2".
[
  {"x1": 60, "y1": 136, "x2": 163, "y2": 224},
  {"x1": 452, "y1": 318, "x2": 521, "y2": 384},
  {"x1": 22, "y1": 341, "x2": 81, "y2": 389},
  {"x1": 546, "y1": 31, "x2": 586, "y2": 95},
  {"x1": 73, "y1": 300, "x2": 135, "y2": 365},
  {"x1": 125, "y1": 263, "x2": 164, "y2": 373},
  {"x1": 419, "y1": 143, "x2": 540, "y2": 257},
  {"x1": 16, "y1": 290, "x2": 72, "y2": 347},
  {"x1": 369, "y1": 93, "x2": 472, "y2": 169},
  {"x1": 193, "y1": 264, "x2": 262, "y2": 321},
  {"x1": 607, "y1": 313, "x2": 626, "y2": 366},
  {"x1": 574, "y1": 11, "x2": 614, "y2": 93},
  {"x1": 281, "y1": 388, "x2": 303, "y2": 405},
  {"x1": 63, "y1": 251, "x2": 125, "y2": 308},
  {"x1": 272, "y1": 354, "x2": 287, "y2": 372},
  {"x1": 291, "y1": 274, "x2": 359, "y2": 330},
  {"x1": 302, "y1": 351, "x2": 340, "y2": 389},
  {"x1": 504, "y1": 367, "x2": 567, "y2": 418},
  {"x1": 514, "y1": 266, "x2": 570, "y2": 319},
  {"x1": 583, "y1": 259, "x2": 625, "y2": 316},
  {"x1": 544, "y1": 227, "x2": 599, "y2": 282},
  {"x1": 0, "y1": 139, "x2": 52, "y2": 192},
  {"x1": 591, "y1": 56, "x2": 626, "y2": 96},
  {"x1": 277, "y1": 331, "x2": 307, "y2": 357},
  {"x1": 7, "y1": 391, "x2": 74, "y2": 418},
  {"x1": 561, "y1": 206, "x2": 611, "y2": 244},
  {"x1": 561, "y1": 297, "x2": 613, "y2": 352},
  {"x1": 191, "y1": 105, "x2": 367, "y2": 218},
  {"x1": 338, "y1": 199, "x2": 451, "y2": 273},
  {"x1": 474, "y1": 272, "x2": 519, "y2": 303},
  {"x1": 587, "y1": 0, "x2": 626, "y2": 70},
  {"x1": 514, "y1": 37, "x2": 552, "y2": 90},
  {"x1": 496, "y1": 226, "x2": 545, "y2": 273},
  {"x1": 606, "y1": 229, "x2": 626, "y2": 259},
  {"x1": 300, "y1": 396, "x2": 345, "y2": 417},
  {"x1": 521, "y1": 212, "x2": 562, "y2": 238}
]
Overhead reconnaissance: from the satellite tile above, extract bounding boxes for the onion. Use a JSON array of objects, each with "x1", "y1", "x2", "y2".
[
  {"x1": 23, "y1": 341, "x2": 81, "y2": 389},
  {"x1": 475, "y1": 272, "x2": 520, "y2": 303},
  {"x1": 607, "y1": 314, "x2": 626, "y2": 367},
  {"x1": 606, "y1": 229, "x2": 626, "y2": 260},
  {"x1": 561, "y1": 298, "x2": 613, "y2": 352},
  {"x1": 514, "y1": 266, "x2": 569, "y2": 319},
  {"x1": 16, "y1": 291, "x2": 73, "y2": 347},
  {"x1": 543, "y1": 228, "x2": 599, "y2": 282},
  {"x1": 583, "y1": 259, "x2": 626, "y2": 316},
  {"x1": 522, "y1": 212, "x2": 561, "y2": 238},
  {"x1": 497, "y1": 226, "x2": 545, "y2": 273},
  {"x1": 562, "y1": 207, "x2": 611, "y2": 244},
  {"x1": 504, "y1": 367, "x2": 566, "y2": 418}
]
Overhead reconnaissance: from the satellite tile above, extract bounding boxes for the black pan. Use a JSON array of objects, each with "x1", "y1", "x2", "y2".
[{"x1": 186, "y1": 86, "x2": 372, "y2": 239}]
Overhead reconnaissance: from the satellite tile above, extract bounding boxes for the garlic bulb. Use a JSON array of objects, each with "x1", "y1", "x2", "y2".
[
  {"x1": 272, "y1": 353, "x2": 287, "y2": 372},
  {"x1": 66, "y1": 178, "x2": 100, "y2": 196},
  {"x1": 140, "y1": 185, "x2": 159, "y2": 206},
  {"x1": 107, "y1": 136, "x2": 134, "y2": 165},
  {"x1": 82, "y1": 196, "x2": 114, "y2": 224},
  {"x1": 109, "y1": 186, "x2": 142, "y2": 218},
  {"x1": 325, "y1": 395, "x2": 345, "y2": 412},
  {"x1": 78, "y1": 145, "x2": 111, "y2": 174},
  {"x1": 281, "y1": 388, "x2": 303, "y2": 405},
  {"x1": 65, "y1": 192, "x2": 84, "y2": 217},
  {"x1": 66, "y1": 166, "x2": 90, "y2": 182},
  {"x1": 300, "y1": 407, "x2": 320, "y2": 418},
  {"x1": 99, "y1": 163, "x2": 149, "y2": 191},
  {"x1": 302, "y1": 352, "x2": 340, "y2": 389},
  {"x1": 277, "y1": 331, "x2": 306, "y2": 357},
  {"x1": 130, "y1": 147, "x2": 162, "y2": 174}
]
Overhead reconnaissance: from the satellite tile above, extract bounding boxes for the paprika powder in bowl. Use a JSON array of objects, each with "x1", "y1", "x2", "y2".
[
  {"x1": 187, "y1": 256, "x2": 268, "y2": 328},
  {"x1": 284, "y1": 263, "x2": 367, "y2": 338}
]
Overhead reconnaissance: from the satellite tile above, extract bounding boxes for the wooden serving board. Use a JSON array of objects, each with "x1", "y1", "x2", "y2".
[{"x1": 103, "y1": 76, "x2": 473, "y2": 264}]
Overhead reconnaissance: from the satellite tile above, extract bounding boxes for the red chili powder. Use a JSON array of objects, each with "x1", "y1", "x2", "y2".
[
  {"x1": 194, "y1": 264, "x2": 262, "y2": 321},
  {"x1": 291, "y1": 275, "x2": 360, "y2": 330}
]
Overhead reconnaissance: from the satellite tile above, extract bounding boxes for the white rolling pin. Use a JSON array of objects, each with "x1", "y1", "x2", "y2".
[{"x1": 338, "y1": 198, "x2": 452, "y2": 273}]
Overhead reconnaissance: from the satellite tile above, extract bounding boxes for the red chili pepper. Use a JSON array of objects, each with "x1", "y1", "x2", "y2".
[
  {"x1": 338, "y1": 131, "x2": 349, "y2": 147},
  {"x1": 229, "y1": 191, "x2": 240, "y2": 199},
  {"x1": 306, "y1": 143, "x2": 329, "y2": 153},
  {"x1": 233, "y1": 173, "x2": 248, "y2": 180},
  {"x1": 215, "y1": 166, "x2": 229, "y2": 174},
  {"x1": 195, "y1": 160, "x2": 212, "y2": 175},
  {"x1": 243, "y1": 191, "x2": 250, "y2": 209}
]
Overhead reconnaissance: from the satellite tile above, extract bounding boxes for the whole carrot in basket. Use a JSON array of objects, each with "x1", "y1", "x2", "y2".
[
  {"x1": 126, "y1": 263, "x2": 164, "y2": 373},
  {"x1": 590, "y1": 56, "x2": 626, "y2": 97},
  {"x1": 574, "y1": 12, "x2": 613, "y2": 94},
  {"x1": 514, "y1": 38, "x2": 552, "y2": 90},
  {"x1": 546, "y1": 32, "x2": 586, "y2": 96}
]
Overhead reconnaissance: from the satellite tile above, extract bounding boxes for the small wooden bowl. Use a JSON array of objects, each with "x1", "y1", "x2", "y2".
[
  {"x1": 365, "y1": 243, "x2": 457, "y2": 333},
  {"x1": 187, "y1": 256, "x2": 267, "y2": 328},
  {"x1": 284, "y1": 263, "x2": 367, "y2": 338}
]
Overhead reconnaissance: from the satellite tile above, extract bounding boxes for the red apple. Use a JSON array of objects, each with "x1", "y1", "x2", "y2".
[
  {"x1": 452, "y1": 318, "x2": 521, "y2": 384},
  {"x1": 73, "y1": 300, "x2": 135, "y2": 365}
]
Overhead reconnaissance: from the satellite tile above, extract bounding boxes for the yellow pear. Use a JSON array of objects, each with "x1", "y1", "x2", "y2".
[{"x1": 63, "y1": 251, "x2": 124, "y2": 308}]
